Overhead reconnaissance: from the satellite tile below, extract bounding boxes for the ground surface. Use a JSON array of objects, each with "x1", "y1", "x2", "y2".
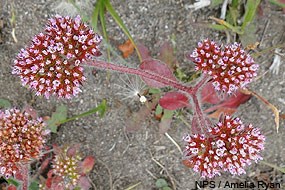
[{"x1": 1, "y1": 0, "x2": 285, "y2": 190}]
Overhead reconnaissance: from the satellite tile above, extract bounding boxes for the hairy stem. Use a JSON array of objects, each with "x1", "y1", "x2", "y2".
[
  {"x1": 192, "y1": 94, "x2": 207, "y2": 134},
  {"x1": 21, "y1": 165, "x2": 29, "y2": 190},
  {"x1": 193, "y1": 74, "x2": 210, "y2": 93},
  {"x1": 87, "y1": 61, "x2": 193, "y2": 94},
  {"x1": 87, "y1": 60, "x2": 210, "y2": 134}
]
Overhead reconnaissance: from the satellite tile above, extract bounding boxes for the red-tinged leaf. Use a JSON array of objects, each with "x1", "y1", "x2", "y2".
[
  {"x1": 80, "y1": 156, "x2": 95, "y2": 174},
  {"x1": 45, "y1": 177, "x2": 52, "y2": 188},
  {"x1": 182, "y1": 159, "x2": 193, "y2": 168},
  {"x1": 49, "y1": 176, "x2": 64, "y2": 190},
  {"x1": 78, "y1": 176, "x2": 92, "y2": 190},
  {"x1": 137, "y1": 43, "x2": 151, "y2": 60},
  {"x1": 139, "y1": 59, "x2": 177, "y2": 88},
  {"x1": 159, "y1": 92, "x2": 189, "y2": 110},
  {"x1": 14, "y1": 170, "x2": 24, "y2": 181},
  {"x1": 208, "y1": 107, "x2": 237, "y2": 119},
  {"x1": 201, "y1": 82, "x2": 221, "y2": 104},
  {"x1": 204, "y1": 91, "x2": 251, "y2": 114},
  {"x1": 158, "y1": 41, "x2": 178, "y2": 70},
  {"x1": 52, "y1": 144, "x2": 61, "y2": 155},
  {"x1": 66, "y1": 144, "x2": 80, "y2": 157},
  {"x1": 47, "y1": 170, "x2": 53, "y2": 179},
  {"x1": 7, "y1": 185, "x2": 17, "y2": 190},
  {"x1": 220, "y1": 91, "x2": 251, "y2": 108},
  {"x1": 22, "y1": 104, "x2": 38, "y2": 119},
  {"x1": 39, "y1": 158, "x2": 51, "y2": 174}
]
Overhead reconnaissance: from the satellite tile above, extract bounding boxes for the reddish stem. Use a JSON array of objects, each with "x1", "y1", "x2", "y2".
[
  {"x1": 193, "y1": 74, "x2": 210, "y2": 93},
  {"x1": 87, "y1": 60, "x2": 210, "y2": 134},
  {"x1": 20, "y1": 165, "x2": 29, "y2": 190},
  {"x1": 87, "y1": 61, "x2": 194, "y2": 94}
]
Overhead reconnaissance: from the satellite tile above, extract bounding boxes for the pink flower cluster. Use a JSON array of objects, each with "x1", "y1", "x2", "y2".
[
  {"x1": 182, "y1": 115, "x2": 265, "y2": 178},
  {"x1": 189, "y1": 39, "x2": 258, "y2": 94},
  {"x1": 0, "y1": 108, "x2": 47, "y2": 178},
  {"x1": 12, "y1": 15, "x2": 102, "y2": 99}
]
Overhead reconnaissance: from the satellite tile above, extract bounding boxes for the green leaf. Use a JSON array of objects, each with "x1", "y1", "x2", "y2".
[
  {"x1": 210, "y1": 0, "x2": 223, "y2": 8},
  {"x1": 269, "y1": 0, "x2": 285, "y2": 8},
  {"x1": 0, "y1": 98, "x2": 11, "y2": 109},
  {"x1": 155, "y1": 104, "x2": 163, "y2": 116},
  {"x1": 148, "y1": 88, "x2": 161, "y2": 94},
  {"x1": 99, "y1": 0, "x2": 111, "y2": 61},
  {"x1": 104, "y1": 0, "x2": 142, "y2": 62},
  {"x1": 91, "y1": 0, "x2": 101, "y2": 30},
  {"x1": 228, "y1": 5, "x2": 239, "y2": 26},
  {"x1": 7, "y1": 178, "x2": 20, "y2": 187},
  {"x1": 155, "y1": 178, "x2": 169, "y2": 188},
  {"x1": 208, "y1": 24, "x2": 228, "y2": 31},
  {"x1": 163, "y1": 187, "x2": 172, "y2": 190},
  {"x1": 241, "y1": 0, "x2": 261, "y2": 31},
  {"x1": 47, "y1": 105, "x2": 68, "y2": 133},
  {"x1": 162, "y1": 109, "x2": 174, "y2": 120},
  {"x1": 29, "y1": 181, "x2": 39, "y2": 190}
]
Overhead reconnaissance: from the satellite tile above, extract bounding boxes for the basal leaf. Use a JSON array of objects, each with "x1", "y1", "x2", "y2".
[
  {"x1": 204, "y1": 90, "x2": 251, "y2": 114},
  {"x1": 137, "y1": 43, "x2": 151, "y2": 60},
  {"x1": 78, "y1": 176, "x2": 92, "y2": 190},
  {"x1": 7, "y1": 178, "x2": 20, "y2": 187},
  {"x1": 29, "y1": 181, "x2": 39, "y2": 190},
  {"x1": 201, "y1": 82, "x2": 221, "y2": 104},
  {"x1": 139, "y1": 59, "x2": 177, "y2": 88},
  {"x1": 155, "y1": 178, "x2": 168, "y2": 188},
  {"x1": 80, "y1": 156, "x2": 95, "y2": 174},
  {"x1": 158, "y1": 41, "x2": 177, "y2": 70},
  {"x1": 0, "y1": 98, "x2": 11, "y2": 109},
  {"x1": 47, "y1": 105, "x2": 68, "y2": 133},
  {"x1": 159, "y1": 92, "x2": 189, "y2": 110}
]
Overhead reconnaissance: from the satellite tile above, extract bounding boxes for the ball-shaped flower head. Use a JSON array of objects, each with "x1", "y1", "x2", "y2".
[
  {"x1": 0, "y1": 108, "x2": 48, "y2": 178},
  {"x1": 182, "y1": 134, "x2": 222, "y2": 178},
  {"x1": 189, "y1": 39, "x2": 258, "y2": 94},
  {"x1": 51, "y1": 146, "x2": 82, "y2": 189},
  {"x1": 182, "y1": 115, "x2": 265, "y2": 178},
  {"x1": 210, "y1": 115, "x2": 265, "y2": 176},
  {"x1": 12, "y1": 15, "x2": 102, "y2": 99}
]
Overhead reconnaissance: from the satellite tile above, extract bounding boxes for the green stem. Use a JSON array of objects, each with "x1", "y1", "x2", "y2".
[{"x1": 60, "y1": 99, "x2": 106, "y2": 124}]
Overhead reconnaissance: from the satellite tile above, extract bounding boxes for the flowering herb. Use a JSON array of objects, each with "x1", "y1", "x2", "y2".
[{"x1": 11, "y1": 15, "x2": 267, "y2": 182}]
